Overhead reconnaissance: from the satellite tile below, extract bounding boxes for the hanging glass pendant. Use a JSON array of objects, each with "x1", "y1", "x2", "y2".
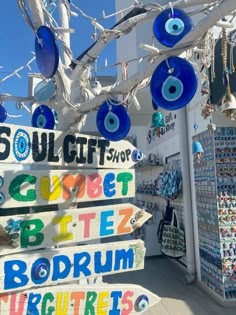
[
  {"x1": 151, "y1": 112, "x2": 165, "y2": 128},
  {"x1": 153, "y1": 8, "x2": 193, "y2": 48},
  {"x1": 34, "y1": 79, "x2": 56, "y2": 103},
  {"x1": 0, "y1": 105, "x2": 7, "y2": 123},
  {"x1": 35, "y1": 25, "x2": 59, "y2": 78},
  {"x1": 150, "y1": 56, "x2": 198, "y2": 110},
  {"x1": 221, "y1": 93, "x2": 236, "y2": 121},
  {"x1": 31, "y1": 105, "x2": 56, "y2": 130},
  {"x1": 96, "y1": 100, "x2": 131, "y2": 141},
  {"x1": 192, "y1": 141, "x2": 204, "y2": 161}
]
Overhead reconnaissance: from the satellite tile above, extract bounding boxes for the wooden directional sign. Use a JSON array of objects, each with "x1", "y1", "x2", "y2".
[
  {"x1": 0, "y1": 203, "x2": 151, "y2": 255},
  {"x1": 0, "y1": 283, "x2": 161, "y2": 314},
  {"x1": 1, "y1": 240, "x2": 145, "y2": 293},
  {"x1": 0, "y1": 169, "x2": 135, "y2": 208},
  {"x1": 0, "y1": 123, "x2": 139, "y2": 169}
]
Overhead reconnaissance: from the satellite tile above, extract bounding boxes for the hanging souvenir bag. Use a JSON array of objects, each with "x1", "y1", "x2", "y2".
[
  {"x1": 157, "y1": 204, "x2": 173, "y2": 244},
  {"x1": 161, "y1": 209, "x2": 185, "y2": 259}
]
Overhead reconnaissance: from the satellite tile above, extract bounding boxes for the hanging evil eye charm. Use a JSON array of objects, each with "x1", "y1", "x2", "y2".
[
  {"x1": 32, "y1": 105, "x2": 56, "y2": 130},
  {"x1": 0, "y1": 176, "x2": 4, "y2": 188},
  {"x1": 135, "y1": 294, "x2": 149, "y2": 312},
  {"x1": 34, "y1": 79, "x2": 56, "y2": 103},
  {"x1": 153, "y1": 8, "x2": 193, "y2": 47},
  {"x1": 13, "y1": 129, "x2": 31, "y2": 161},
  {"x1": 132, "y1": 149, "x2": 143, "y2": 162},
  {"x1": 0, "y1": 105, "x2": 7, "y2": 123},
  {"x1": 96, "y1": 100, "x2": 131, "y2": 141},
  {"x1": 150, "y1": 56, "x2": 198, "y2": 110},
  {"x1": 31, "y1": 258, "x2": 50, "y2": 284},
  {"x1": 35, "y1": 25, "x2": 59, "y2": 78}
]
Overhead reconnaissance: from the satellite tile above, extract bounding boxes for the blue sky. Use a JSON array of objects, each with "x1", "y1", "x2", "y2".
[{"x1": 0, "y1": 1, "x2": 116, "y2": 126}]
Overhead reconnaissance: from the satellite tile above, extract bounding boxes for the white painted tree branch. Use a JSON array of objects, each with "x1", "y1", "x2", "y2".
[{"x1": 18, "y1": 0, "x2": 236, "y2": 130}]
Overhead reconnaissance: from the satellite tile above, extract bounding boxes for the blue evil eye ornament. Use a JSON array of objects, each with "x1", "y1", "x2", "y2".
[
  {"x1": 13, "y1": 129, "x2": 31, "y2": 161},
  {"x1": 96, "y1": 101, "x2": 131, "y2": 141},
  {"x1": 153, "y1": 8, "x2": 193, "y2": 47},
  {"x1": 32, "y1": 105, "x2": 56, "y2": 130},
  {"x1": 135, "y1": 294, "x2": 149, "y2": 312},
  {"x1": 150, "y1": 56, "x2": 198, "y2": 110},
  {"x1": 34, "y1": 79, "x2": 56, "y2": 103},
  {"x1": 35, "y1": 25, "x2": 59, "y2": 78},
  {"x1": 31, "y1": 258, "x2": 50, "y2": 284},
  {"x1": 132, "y1": 149, "x2": 143, "y2": 162},
  {"x1": 0, "y1": 105, "x2": 7, "y2": 123}
]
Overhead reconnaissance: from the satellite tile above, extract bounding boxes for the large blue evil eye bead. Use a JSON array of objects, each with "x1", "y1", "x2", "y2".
[
  {"x1": 35, "y1": 25, "x2": 59, "y2": 78},
  {"x1": 96, "y1": 101, "x2": 131, "y2": 141},
  {"x1": 0, "y1": 106, "x2": 7, "y2": 123},
  {"x1": 150, "y1": 56, "x2": 198, "y2": 110},
  {"x1": 153, "y1": 8, "x2": 193, "y2": 47},
  {"x1": 32, "y1": 105, "x2": 56, "y2": 130},
  {"x1": 135, "y1": 294, "x2": 149, "y2": 312}
]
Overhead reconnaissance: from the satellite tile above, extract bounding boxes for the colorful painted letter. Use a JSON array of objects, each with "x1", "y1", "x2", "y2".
[{"x1": 0, "y1": 240, "x2": 146, "y2": 293}]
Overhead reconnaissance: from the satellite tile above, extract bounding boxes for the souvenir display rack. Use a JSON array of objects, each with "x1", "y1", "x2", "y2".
[
  {"x1": 193, "y1": 127, "x2": 236, "y2": 301},
  {"x1": 165, "y1": 152, "x2": 186, "y2": 268}
]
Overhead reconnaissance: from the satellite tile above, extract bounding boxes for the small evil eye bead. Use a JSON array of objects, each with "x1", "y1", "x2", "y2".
[
  {"x1": 132, "y1": 149, "x2": 143, "y2": 162},
  {"x1": 135, "y1": 294, "x2": 149, "y2": 312},
  {"x1": 34, "y1": 263, "x2": 49, "y2": 279},
  {"x1": 130, "y1": 217, "x2": 137, "y2": 225},
  {"x1": 31, "y1": 258, "x2": 50, "y2": 284},
  {"x1": 0, "y1": 192, "x2": 5, "y2": 205},
  {"x1": 153, "y1": 8, "x2": 194, "y2": 47}
]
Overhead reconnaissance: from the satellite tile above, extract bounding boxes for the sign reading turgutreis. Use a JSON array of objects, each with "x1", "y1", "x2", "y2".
[{"x1": 0, "y1": 123, "x2": 160, "y2": 314}]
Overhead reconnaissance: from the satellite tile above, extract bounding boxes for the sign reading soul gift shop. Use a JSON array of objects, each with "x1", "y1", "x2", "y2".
[{"x1": 0, "y1": 124, "x2": 160, "y2": 314}]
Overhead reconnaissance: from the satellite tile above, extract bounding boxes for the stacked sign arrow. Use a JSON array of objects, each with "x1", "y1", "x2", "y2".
[{"x1": 0, "y1": 123, "x2": 160, "y2": 314}]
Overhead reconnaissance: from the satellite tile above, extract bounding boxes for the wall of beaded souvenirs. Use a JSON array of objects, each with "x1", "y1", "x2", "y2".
[{"x1": 193, "y1": 127, "x2": 236, "y2": 301}]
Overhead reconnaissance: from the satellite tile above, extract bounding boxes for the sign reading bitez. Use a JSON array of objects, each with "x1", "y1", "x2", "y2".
[
  {"x1": 0, "y1": 169, "x2": 135, "y2": 208},
  {"x1": 0, "y1": 123, "x2": 138, "y2": 168},
  {"x1": 0, "y1": 284, "x2": 161, "y2": 314},
  {"x1": 0, "y1": 203, "x2": 151, "y2": 255},
  {"x1": 1, "y1": 240, "x2": 145, "y2": 293}
]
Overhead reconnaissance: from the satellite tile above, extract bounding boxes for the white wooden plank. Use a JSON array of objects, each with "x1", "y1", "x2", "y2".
[
  {"x1": 0, "y1": 203, "x2": 152, "y2": 255},
  {"x1": 0, "y1": 283, "x2": 161, "y2": 314},
  {"x1": 0, "y1": 240, "x2": 146, "y2": 293},
  {"x1": 0, "y1": 123, "x2": 139, "y2": 168},
  {"x1": 0, "y1": 169, "x2": 135, "y2": 208}
]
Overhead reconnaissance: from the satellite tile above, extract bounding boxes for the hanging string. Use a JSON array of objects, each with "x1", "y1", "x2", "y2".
[{"x1": 222, "y1": 28, "x2": 232, "y2": 101}]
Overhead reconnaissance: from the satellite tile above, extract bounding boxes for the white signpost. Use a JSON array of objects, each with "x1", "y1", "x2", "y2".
[
  {"x1": 0, "y1": 123, "x2": 138, "y2": 169},
  {"x1": 0, "y1": 168, "x2": 135, "y2": 208},
  {"x1": 0, "y1": 203, "x2": 152, "y2": 255},
  {"x1": 0, "y1": 284, "x2": 161, "y2": 314},
  {"x1": 0, "y1": 123, "x2": 160, "y2": 314},
  {"x1": 1, "y1": 240, "x2": 145, "y2": 293}
]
